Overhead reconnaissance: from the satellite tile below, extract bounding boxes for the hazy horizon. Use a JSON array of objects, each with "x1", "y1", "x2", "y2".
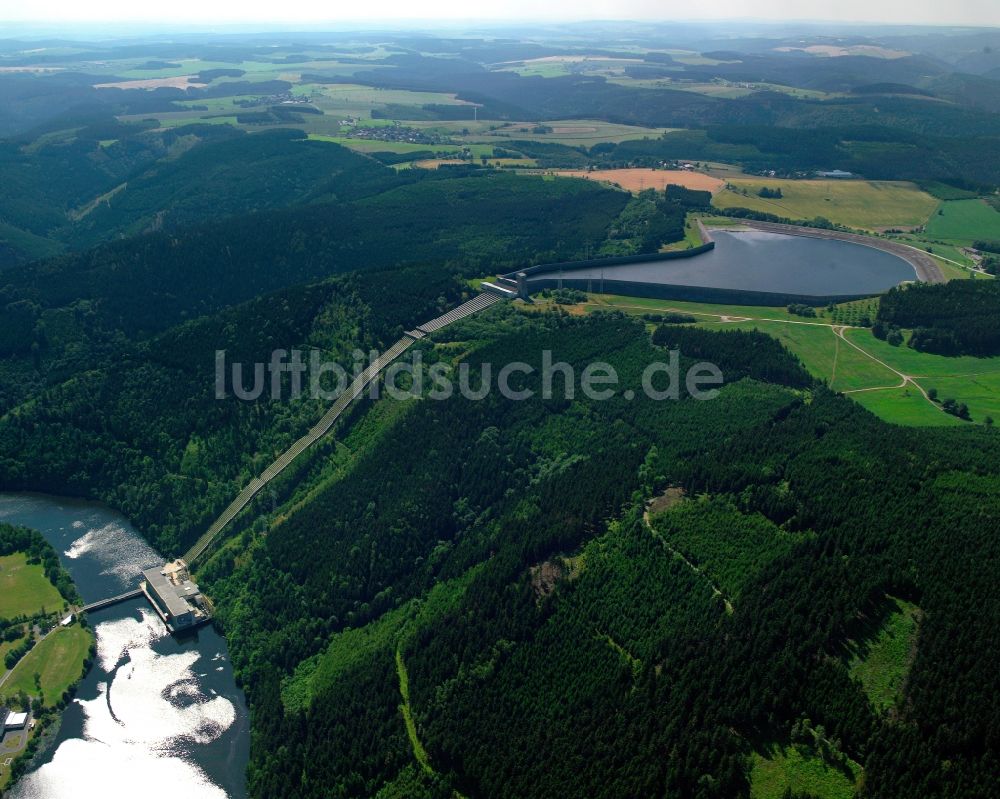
[{"x1": 1, "y1": 1, "x2": 999, "y2": 29}]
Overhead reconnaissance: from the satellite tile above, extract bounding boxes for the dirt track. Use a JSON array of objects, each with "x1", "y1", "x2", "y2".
[{"x1": 728, "y1": 220, "x2": 945, "y2": 284}]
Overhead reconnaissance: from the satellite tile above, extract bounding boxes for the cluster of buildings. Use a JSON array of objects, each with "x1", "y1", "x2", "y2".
[{"x1": 343, "y1": 121, "x2": 447, "y2": 146}]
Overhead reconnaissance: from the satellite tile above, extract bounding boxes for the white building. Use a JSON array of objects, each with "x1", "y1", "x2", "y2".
[{"x1": 5, "y1": 711, "x2": 28, "y2": 731}]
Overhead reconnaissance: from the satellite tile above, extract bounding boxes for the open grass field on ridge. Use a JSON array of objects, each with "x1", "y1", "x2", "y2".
[
  {"x1": 536, "y1": 293, "x2": 999, "y2": 427},
  {"x1": 924, "y1": 198, "x2": 1000, "y2": 245},
  {"x1": 711, "y1": 178, "x2": 939, "y2": 230}
]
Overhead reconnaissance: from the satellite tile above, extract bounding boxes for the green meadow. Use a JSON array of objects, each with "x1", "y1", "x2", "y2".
[
  {"x1": 712, "y1": 179, "x2": 937, "y2": 230},
  {"x1": 0, "y1": 553, "x2": 64, "y2": 619},
  {"x1": 3, "y1": 624, "x2": 92, "y2": 708},
  {"x1": 849, "y1": 385, "x2": 962, "y2": 426},
  {"x1": 845, "y1": 329, "x2": 1000, "y2": 423},
  {"x1": 925, "y1": 199, "x2": 1000, "y2": 245}
]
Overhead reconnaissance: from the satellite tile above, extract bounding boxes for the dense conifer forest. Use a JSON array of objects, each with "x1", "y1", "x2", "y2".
[
  {"x1": 876, "y1": 281, "x2": 1000, "y2": 355},
  {"x1": 194, "y1": 310, "x2": 1000, "y2": 799}
]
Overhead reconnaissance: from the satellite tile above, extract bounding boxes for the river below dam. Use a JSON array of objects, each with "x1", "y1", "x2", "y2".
[{"x1": 0, "y1": 492, "x2": 249, "y2": 799}]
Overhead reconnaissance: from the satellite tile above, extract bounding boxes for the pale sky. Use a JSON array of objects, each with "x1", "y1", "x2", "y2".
[{"x1": 0, "y1": 1, "x2": 998, "y2": 27}]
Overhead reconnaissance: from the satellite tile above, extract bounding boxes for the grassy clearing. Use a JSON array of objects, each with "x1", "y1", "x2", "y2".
[
  {"x1": 845, "y1": 329, "x2": 1000, "y2": 422},
  {"x1": 495, "y1": 56, "x2": 644, "y2": 80},
  {"x1": 712, "y1": 179, "x2": 937, "y2": 230},
  {"x1": 3, "y1": 624, "x2": 92, "y2": 707},
  {"x1": 750, "y1": 743, "x2": 861, "y2": 799},
  {"x1": 846, "y1": 596, "x2": 921, "y2": 713},
  {"x1": 554, "y1": 293, "x2": 996, "y2": 425},
  {"x1": 845, "y1": 328, "x2": 1000, "y2": 378},
  {"x1": 914, "y1": 374, "x2": 1000, "y2": 423},
  {"x1": 925, "y1": 199, "x2": 1000, "y2": 245},
  {"x1": 579, "y1": 297, "x2": 936, "y2": 423},
  {"x1": 702, "y1": 319, "x2": 898, "y2": 392},
  {"x1": 585, "y1": 293, "x2": 815, "y2": 322},
  {"x1": 308, "y1": 135, "x2": 496, "y2": 158},
  {"x1": 396, "y1": 648, "x2": 433, "y2": 775},
  {"x1": 849, "y1": 385, "x2": 962, "y2": 426},
  {"x1": 309, "y1": 83, "x2": 470, "y2": 110},
  {"x1": 0, "y1": 553, "x2": 64, "y2": 619}
]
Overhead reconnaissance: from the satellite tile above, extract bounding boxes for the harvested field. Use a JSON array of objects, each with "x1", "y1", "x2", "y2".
[
  {"x1": 555, "y1": 168, "x2": 724, "y2": 193},
  {"x1": 95, "y1": 75, "x2": 206, "y2": 90},
  {"x1": 412, "y1": 159, "x2": 466, "y2": 169}
]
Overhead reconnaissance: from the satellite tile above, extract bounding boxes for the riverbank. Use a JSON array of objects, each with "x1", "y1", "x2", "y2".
[
  {"x1": 0, "y1": 493, "x2": 248, "y2": 799},
  {"x1": 0, "y1": 523, "x2": 93, "y2": 793}
]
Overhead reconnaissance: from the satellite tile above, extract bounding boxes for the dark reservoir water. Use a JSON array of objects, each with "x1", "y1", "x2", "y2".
[
  {"x1": 0, "y1": 493, "x2": 249, "y2": 799},
  {"x1": 531, "y1": 230, "x2": 916, "y2": 296}
]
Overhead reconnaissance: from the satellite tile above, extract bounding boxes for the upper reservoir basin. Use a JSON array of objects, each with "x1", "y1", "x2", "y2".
[{"x1": 529, "y1": 230, "x2": 917, "y2": 298}]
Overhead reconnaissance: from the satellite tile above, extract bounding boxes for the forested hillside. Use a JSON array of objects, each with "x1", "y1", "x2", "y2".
[
  {"x1": 876, "y1": 281, "x2": 1000, "y2": 355},
  {"x1": 194, "y1": 310, "x2": 1000, "y2": 799},
  {"x1": 0, "y1": 169, "x2": 627, "y2": 416}
]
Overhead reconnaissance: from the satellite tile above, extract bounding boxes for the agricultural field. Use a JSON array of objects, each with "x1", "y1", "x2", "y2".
[
  {"x1": 0, "y1": 553, "x2": 64, "y2": 619},
  {"x1": 305, "y1": 135, "x2": 458, "y2": 155},
  {"x1": 303, "y1": 83, "x2": 473, "y2": 114},
  {"x1": 411, "y1": 157, "x2": 536, "y2": 169},
  {"x1": 609, "y1": 77, "x2": 834, "y2": 100},
  {"x1": 554, "y1": 168, "x2": 724, "y2": 193},
  {"x1": 471, "y1": 119, "x2": 670, "y2": 146},
  {"x1": 846, "y1": 596, "x2": 921, "y2": 712},
  {"x1": 2, "y1": 624, "x2": 92, "y2": 708},
  {"x1": 750, "y1": 743, "x2": 861, "y2": 799},
  {"x1": 924, "y1": 199, "x2": 1000, "y2": 245},
  {"x1": 495, "y1": 55, "x2": 645, "y2": 79},
  {"x1": 712, "y1": 179, "x2": 938, "y2": 230}
]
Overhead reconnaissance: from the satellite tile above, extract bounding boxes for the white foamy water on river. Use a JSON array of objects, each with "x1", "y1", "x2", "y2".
[{"x1": 0, "y1": 493, "x2": 248, "y2": 799}]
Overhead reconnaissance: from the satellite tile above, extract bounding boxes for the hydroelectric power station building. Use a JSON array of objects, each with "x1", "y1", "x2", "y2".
[{"x1": 141, "y1": 559, "x2": 210, "y2": 632}]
